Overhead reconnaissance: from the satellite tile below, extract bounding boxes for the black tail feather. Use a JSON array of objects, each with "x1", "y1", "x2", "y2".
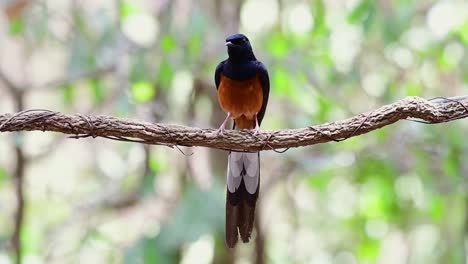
[
  {"x1": 225, "y1": 201, "x2": 239, "y2": 248},
  {"x1": 225, "y1": 176, "x2": 259, "y2": 248},
  {"x1": 239, "y1": 201, "x2": 256, "y2": 243}
]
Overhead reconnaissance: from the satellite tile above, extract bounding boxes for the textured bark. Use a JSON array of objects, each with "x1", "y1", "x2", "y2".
[{"x1": 0, "y1": 96, "x2": 467, "y2": 152}]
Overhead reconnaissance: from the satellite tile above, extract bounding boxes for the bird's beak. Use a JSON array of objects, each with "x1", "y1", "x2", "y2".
[{"x1": 225, "y1": 41, "x2": 234, "y2": 47}]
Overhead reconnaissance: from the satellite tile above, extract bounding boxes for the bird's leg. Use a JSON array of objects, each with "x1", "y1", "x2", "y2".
[
  {"x1": 253, "y1": 114, "x2": 260, "y2": 135},
  {"x1": 217, "y1": 112, "x2": 232, "y2": 134}
]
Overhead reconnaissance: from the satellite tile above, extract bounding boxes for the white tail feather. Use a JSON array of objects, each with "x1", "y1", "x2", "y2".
[{"x1": 227, "y1": 152, "x2": 259, "y2": 194}]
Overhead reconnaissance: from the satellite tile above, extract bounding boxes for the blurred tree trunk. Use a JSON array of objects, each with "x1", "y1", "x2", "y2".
[
  {"x1": 255, "y1": 212, "x2": 265, "y2": 264},
  {"x1": 11, "y1": 90, "x2": 25, "y2": 264}
]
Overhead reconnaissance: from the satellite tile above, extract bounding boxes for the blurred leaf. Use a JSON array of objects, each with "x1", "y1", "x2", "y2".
[
  {"x1": 89, "y1": 79, "x2": 105, "y2": 104},
  {"x1": 456, "y1": 22, "x2": 468, "y2": 44},
  {"x1": 119, "y1": 0, "x2": 141, "y2": 18},
  {"x1": 312, "y1": 0, "x2": 328, "y2": 36},
  {"x1": 382, "y1": 6, "x2": 412, "y2": 42},
  {"x1": 347, "y1": 0, "x2": 372, "y2": 24},
  {"x1": 266, "y1": 33, "x2": 289, "y2": 58},
  {"x1": 149, "y1": 151, "x2": 168, "y2": 173},
  {"x1": 161, "y1": 35, "x2": 176, "y2": 53},
  {"x1": 0, "y1": 166, "x2": 7, "y2": 187},
  {"x1": 437, "y1": 48, "x2": 457, "y2": 71},
  {"x1": 143, "y1": 239, "x2": 159, "y2": 264},
  {"x1": 124, "y1": 238, "x2": 167, "y2": 264},
  {"x1": 21, "y1": 218, "x2": 41, "y2": 255},
  {"x1": 141, "y1": 172, "x2": 155, "y2": 195},
  {"x1": 443, "y1": 144, "x2": 461, "y2": 178},
  {"x1": 375, "y1": 128, "x2": 389, "y2": 143},
  {"x1": 318, "y1": 52, "x2": 333, "y2": 66},
  {"x1": 357, "y1": 239, "x2": 380, "y2": 262},
  {"x1": 356, "y1": 158, "x2": 398, "y2": 220},
  {"x1": 404, "y1": 81, "x2": 422, "y2": 96},
  {"x1": 156, "y1": 60, "x2": 174, "y2": 90},
  {"x1": 307, "y1": 169, "x2": 333, "y2": 191},
  {"x1": 272, "y1": 67, "x2": 291, "y2": 95},
  {"x1": 71, "y1": 10, "x2": 92, "y2": 41},
  {"x1": 187, "y1": 34, "x2": 202, "y2": 59},
  {"x1": 355, "y1": 158, "x2": 395, "y2": 182},
  {"x1": 347, "y1": 0, "x2": 376, "y2": 33},
  {"x1": 62, "y1": 84, "x2": 75, "y2": 105},
  {"x1": 315, "y1": 94, "x2": 333, "y2": 122},
  {"x1": 131, "y1": 81, "x2": 156, "y2": 102},
  {"x1": 413, "y1": 148, "x2": 432, "y2": 181},
  {"x1": 360, "y1": 180, "x2": 392, "y2": 218},
  {"x1": 9, "y1": 17, "x2": 24, "y2": 35},
  {"x1": 429, "y1": 195, "x2": 444, "y2": 222}
]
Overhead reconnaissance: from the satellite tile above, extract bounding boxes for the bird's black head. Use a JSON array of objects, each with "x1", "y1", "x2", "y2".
[{"x1": 225, "y1": 33, "x2": 256, "y2": 62}]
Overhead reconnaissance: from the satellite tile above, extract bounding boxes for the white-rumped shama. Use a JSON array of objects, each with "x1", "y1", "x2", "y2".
[{"x1": 214, "y1": 33, "x2": 270, "y2": 248}]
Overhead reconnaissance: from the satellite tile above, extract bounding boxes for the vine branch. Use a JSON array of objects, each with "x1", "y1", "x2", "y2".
[{"x1": 0, "y1": 96, "x2": 468, "y2": 152}]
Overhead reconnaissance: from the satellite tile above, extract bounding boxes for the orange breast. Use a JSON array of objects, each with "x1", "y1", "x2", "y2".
[{"x1": 217, "y1": 73, "x2": 263, "y2": 129}]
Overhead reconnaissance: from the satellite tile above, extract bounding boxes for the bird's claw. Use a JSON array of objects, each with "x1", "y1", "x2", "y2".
[
  {"x1": 216, "y1": 112, "x2": 231, "y2": 135},
  {"x1": 252, "y1": 128, "x2": 259, "y2": 135},
  {"x1": 252, "y1": 118, "x2": 260, "y2": 135},
  {"x1": 216, "y1": 127, "x2": 225, "y2": 135}
]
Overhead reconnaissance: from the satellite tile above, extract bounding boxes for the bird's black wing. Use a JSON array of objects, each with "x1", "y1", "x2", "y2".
[
  {"x1": 214, "y1": 60, "x2": 226, "y2": 89},
  {"x1": 255, "y1": 61, "x2": 270, "y2": 125}
]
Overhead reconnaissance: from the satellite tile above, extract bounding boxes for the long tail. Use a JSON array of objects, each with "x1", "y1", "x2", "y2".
[{"x1": 225, "y1": 151, "x2": 260, "y2": 248}]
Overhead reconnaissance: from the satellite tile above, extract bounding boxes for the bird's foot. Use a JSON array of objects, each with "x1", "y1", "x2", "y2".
[
  {"x1": 252, "y1": 115, "x2": 260, "y2": 135},
  {"x1": 217, "y1": 112, "x2": 232, "y2": 135},
  {"x1": 216, "y1": 126, "x2": 226, "y2": 135},
  {"x1": 252, "y1": 127, "x2": 260, "y2": 135}
]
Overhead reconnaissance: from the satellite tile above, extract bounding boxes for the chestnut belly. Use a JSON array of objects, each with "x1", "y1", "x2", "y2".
[{"x1": 217, "y1": 73, "x2": 263, "y2": 129}]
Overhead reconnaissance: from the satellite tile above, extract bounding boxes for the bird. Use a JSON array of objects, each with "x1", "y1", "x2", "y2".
[{"x1": 214, "y1": 33, "x2": 270, "y2": 248}]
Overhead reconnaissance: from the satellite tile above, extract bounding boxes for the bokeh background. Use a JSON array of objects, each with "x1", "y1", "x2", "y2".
[{"x1": 0, "y1": 0, "x2": 467, "y2": 263}]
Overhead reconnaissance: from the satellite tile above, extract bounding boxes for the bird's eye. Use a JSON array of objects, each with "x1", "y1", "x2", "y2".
[{"x1": 243, "y1": 38, "x2": 248, "y2": 42}]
